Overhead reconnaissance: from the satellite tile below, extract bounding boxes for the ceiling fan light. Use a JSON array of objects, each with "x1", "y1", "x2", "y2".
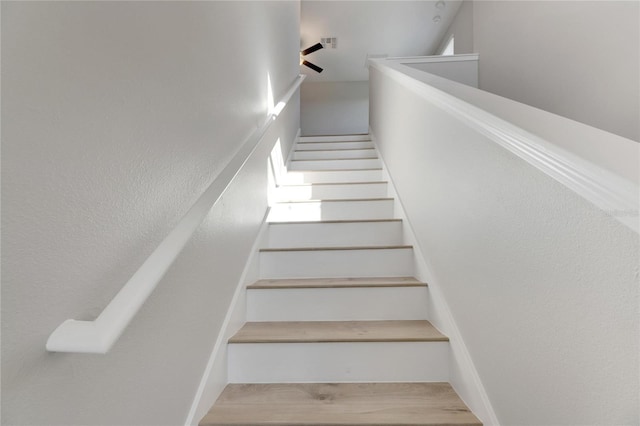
[
  {"x1": 301, "y1": 42, "x2": 324, "y2": 56},
  {"x1": 302, "y1": 60, "x2": 323, "y2": 73}
]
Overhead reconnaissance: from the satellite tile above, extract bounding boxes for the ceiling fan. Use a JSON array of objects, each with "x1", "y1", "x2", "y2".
[{"x1": 300, "y1": 42, "x2": 324, "y2": 73}]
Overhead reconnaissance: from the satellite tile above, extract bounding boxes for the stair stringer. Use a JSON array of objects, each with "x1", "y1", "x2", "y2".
[
  {"x1": 184, "y1": 130, "x2": 301, "y2": 426},
  {"x1": 184, "y1": 212, "x2": 269, "y2": 426},
  {"x1": 371, "y1": 130, "x2": 500, "y2": 426}
]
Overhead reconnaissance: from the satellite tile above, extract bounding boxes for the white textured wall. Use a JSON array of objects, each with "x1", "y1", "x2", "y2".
[
  {"x1": 301, "y1": 81, "x2": 369, "y2": 135},
  {"x1": 370, "y1": 67, "x2": 639, "y2": 425},
  {"x1": 1, "y1": 2, "x2": 300, "y2": 425},
  {"x1": 464, "y1": 1, "x2": 638, "y2": 141}
]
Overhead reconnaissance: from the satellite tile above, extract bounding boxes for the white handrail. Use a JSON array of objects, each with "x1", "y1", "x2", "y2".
[{"x1": 46, "y1": 74, "x2": 306, "y2": 354}]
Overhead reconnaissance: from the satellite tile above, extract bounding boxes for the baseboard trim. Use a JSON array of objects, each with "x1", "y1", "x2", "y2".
[
  {"x1": 185, "y1": 129, "x2": 303, "y2": 425},
  {"x1": 184, "y1": 208, "x2": 271, "y2": 426}
]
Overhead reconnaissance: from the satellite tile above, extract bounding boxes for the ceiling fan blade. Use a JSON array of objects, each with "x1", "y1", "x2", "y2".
[
  {"x1": 302, "y1": 60, "x2": 323, "y2": 73},
  {"x1": 301, "y1": 42, "x2": 324, "y2": 56}
]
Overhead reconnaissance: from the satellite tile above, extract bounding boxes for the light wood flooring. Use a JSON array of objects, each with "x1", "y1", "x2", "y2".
[
  {"x1": 200, "y1": 382, "x2": 482, "y2": 426},
  {"x1": 247, "y1": 277, "x2": 426, "y2": 289},
  {"x1": 228, "y1": 320, "x2": 448, "y2": 344}
]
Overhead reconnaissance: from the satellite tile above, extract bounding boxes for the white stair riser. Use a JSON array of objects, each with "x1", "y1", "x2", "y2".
[
  {"x1": 246, "y1": 287, "x2": 429, "y2": 321},
  {"x1": 296, "y1": 141, "x2": 374, "y2": 151},
  {"x1": 289, "y1": 158, "x2": 382, "y2": 171},
  {"x1": 228, "y1": 342, "x2": 449, "y2": 383},
  {"x1": 267, "y1": 221, "x2": 403, "y2": 248},
  {"x1": 293, "y1": 149, "x2": 378, "y2": 160},
  {"x1": 299, "y1": 135, "x2": 371, "y2": 142},
  {"x1": 275, "y1": 182, "x2": 388, "y2": 201},
  {"x1": 259, "y1": 248, "x2": 414, "y2": 278},
  {"x1": 280, "y1": 169, "x2": 383, "y2": 184},
  {"x1": 268, "y1": 199, "x2": 394, "y2": 222}
]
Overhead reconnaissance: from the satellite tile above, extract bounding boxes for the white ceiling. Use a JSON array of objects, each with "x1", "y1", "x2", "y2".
[{"x1": 300, "y1": 0, "x2": 462, "y2": 82}]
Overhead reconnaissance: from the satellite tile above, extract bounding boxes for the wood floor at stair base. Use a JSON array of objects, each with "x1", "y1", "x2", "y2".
[{"x1": 200, "y1": 382, "x2": 482, "y2": 426}]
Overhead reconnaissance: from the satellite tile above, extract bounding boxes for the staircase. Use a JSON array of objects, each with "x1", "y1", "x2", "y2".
[{"x1": 200, "y1": 134, "x2": 482, "y2": 425}]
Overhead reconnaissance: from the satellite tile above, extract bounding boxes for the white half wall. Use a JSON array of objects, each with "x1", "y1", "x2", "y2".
[
  {"x1": 301, "y1": 81, "x2": 369, "y2": 135},
  {"x1": 369, "y1": 65, "x2": 639, "y2": 425},
  {"x1": 1, "y1": 2, "x2": 300, "y2": 425},
  {"x1": 403, "y1": 55, "x2": 478, "y2": 88},
  {"x1": 436, "y1": 0, "x2": 640, "y2": 141}
]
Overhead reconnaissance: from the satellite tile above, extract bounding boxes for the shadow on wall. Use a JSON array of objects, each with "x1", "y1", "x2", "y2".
[{"x1": 301, "y1": 81, "x2": 369, "y2": 136}]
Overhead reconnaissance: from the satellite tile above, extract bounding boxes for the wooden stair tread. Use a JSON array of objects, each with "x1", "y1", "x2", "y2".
[
  {"x1": 200, "y1": 382, "x2": 481, "y2": 425},
  {"x1": 300, "y1": 133, "x2": 370, "y2": 137},
  {"x1": 295, "y1": 148, "x2": 376, "y2": 152},
  {"x1": 300, "y1": 134, "x2": 370, "y2": 137},
  {"x1": 298, "y1": 139, "x2": 372, "y2": 144},
  {"x1": 248, "y1": 277, "x2": 424, "y2": 289},
  {"x1": 228, "y1": 320, "x2": 447, "y2": 343},
  {"x1": 275, "y1": 197, "x2": 393, "y2": 204},
  {"x1": 297, "y1": 140, "x2": 372, "y2": 144},
  {"x1": 260, "y1": 245, "x2": 412, "y2": 252},
  {"x1": 292, "y1": 158, "x2": 378, "y2": 161},
  {"x1": 268, "y1": 219, "x2": 402, "y2": 225},
  {"x1": 287, "y1": 168, "x2": 382, "y2": 172},
  {"x1": 278, "y1": 181, "x2": 387, "y2": 187}
]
